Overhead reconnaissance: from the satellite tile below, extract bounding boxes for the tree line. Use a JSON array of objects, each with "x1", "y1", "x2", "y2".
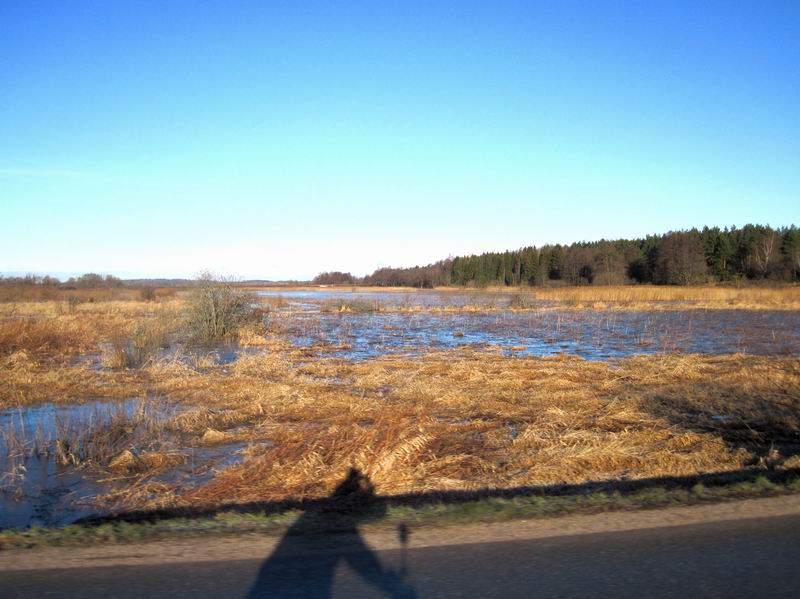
[
  {"x1": 0, "y1": 273, "x2": 125, "y2": 289},
  {"x1": 316, "y1": 225, "x2": 800, "y2": 288}
]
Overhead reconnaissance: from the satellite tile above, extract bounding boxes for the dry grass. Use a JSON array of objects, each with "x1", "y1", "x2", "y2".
[
  {"x1": 237, "y1": 323, "x2": 269, "y2": 347},
  {"x1": 0, "y1": 285, "x2": 178, "y2": 304},
  {"x1": 105, "y1": 314, "x2": 174, "y2": 369},
  {"x1": 0, "y1": 317, "x2": 97, "y2": 356},
  {"x1": 252, "y1": 284, "x2": 800, "y2": 311},
  {"x1": 0, "y1": 300, "x2": 184, "y2": 367},
  {"x1": 181, "y1": 352, "x2": 800, "y2": 507},
  {"x1": 13, "y1": 346, "x2": 781, "y2": 511},
  {"x1": 2, "y1": 296, "x2": 799, "y2": 519},
  {"x1": 517, "y1": 285, "x2": 800, "y2": 310},
  {"x1": 0, "y1": 396, "x2": 177, "y2": 476},
  {"x1": 0, "y1": 351, "x2": 144, "y2": 404}
]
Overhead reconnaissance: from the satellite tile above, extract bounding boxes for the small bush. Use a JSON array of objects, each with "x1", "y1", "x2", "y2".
[
  {"x1": 140, "y1": 286, "x2": 157, "y2": 302},
  {"x1": 508, "y1": 294, "x2": 536, "y2": 309},
  {"x1": 320, "y1": 299, "x2": 379, "y2": 313},
  {"x1": 185, "y1": 272, "x2": 258, "y2": 344},
  {"x1": 67, "y1": 296, "x2": 82, "y2": 313},
  {"x1": 107, "y1": 317, "x2": 170, "y2": 369}
]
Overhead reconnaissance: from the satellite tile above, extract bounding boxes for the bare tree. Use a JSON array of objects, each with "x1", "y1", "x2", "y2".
[{"x1": 754, "y1": 229, "x2": 777, "y2": 278}]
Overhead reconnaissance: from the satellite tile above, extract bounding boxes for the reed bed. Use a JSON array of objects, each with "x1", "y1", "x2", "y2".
[
  {"x1": 0, "y1": 351, "x2": 145, "y2": 405},
  {"x1": 518, "y1": 285, "x2": 800, "y2": 310},
  {"x1": 253, "y1": 284, "x2": 800, "y2": 311},
  {"x1": 0, "y1": 300, "x2": 184, "y2": 360},
  {"x1": 6, "y1": 345, "x2": 792, "y2": 512},
  {"x1": 175, "y1": 351, "x2": 799, "y2": 508},
  {"x1": 0, "y1": 397, "x2": 182, "y2": 483},
  {"x1": 0, "y1": 317, "x2": 97, "y2": 356},
  {"x1": 1, "y1": 296, "x2": 799, "y2": 519}
]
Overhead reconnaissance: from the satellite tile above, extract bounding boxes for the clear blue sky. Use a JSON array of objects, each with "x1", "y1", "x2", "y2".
[{"x1": 1, "y1": 1, "x2": 798, "y2": 280}]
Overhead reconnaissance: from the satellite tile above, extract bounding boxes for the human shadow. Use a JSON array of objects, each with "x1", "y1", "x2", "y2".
[{"x1": 247, "y1": 468, "x2": 416, "y2": 598}]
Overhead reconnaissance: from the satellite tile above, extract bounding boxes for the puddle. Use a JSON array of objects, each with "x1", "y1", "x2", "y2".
[
  {"x1": 0, "y1": 399, "x2": 141, "y2": 528},
  {"x1": 0, "y1": 399, "x2": 256, "y2": 529}
]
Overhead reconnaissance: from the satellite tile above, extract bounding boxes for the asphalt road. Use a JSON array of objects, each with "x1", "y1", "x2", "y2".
[{"x1": 3, "y1": 514, "x2": 800, "y2": 598}]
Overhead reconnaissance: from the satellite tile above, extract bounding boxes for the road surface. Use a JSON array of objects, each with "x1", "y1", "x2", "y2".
[{"x1": 2, "y1": 512, "x2": 800, "y2": 597}]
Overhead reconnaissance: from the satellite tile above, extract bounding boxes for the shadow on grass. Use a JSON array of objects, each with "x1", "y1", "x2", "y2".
[
  {"x1": 641, "y1": 383, "x2": 800, "y2": 462},
  {"x1": 80, "y1": 466, "x2": 800, "y2": 530},
  {"x1": 246, "y1": 468, "x2": 416, "y2": 598}
]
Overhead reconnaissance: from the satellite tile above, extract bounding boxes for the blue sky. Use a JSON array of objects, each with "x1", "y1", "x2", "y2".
[{"x1": 1, "y1": 1, "x2": 798, "y2": 279}]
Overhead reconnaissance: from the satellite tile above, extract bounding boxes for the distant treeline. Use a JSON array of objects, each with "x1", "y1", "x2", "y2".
[
  {"x1": 123, "y1": 278, "x2": 192, "y2": 288},
  {"x1": 0, "y1": 275, "x2": 308, "y2": 289},
  {"x1": 0, "y1": 272, "x2": 125, "y2": 289},
  {"x1": 311, "y1": 271, "x2": 357, "y2": 285},
  {"x1": 316, "y1": 225, "x2": 800, "y2": 288}
]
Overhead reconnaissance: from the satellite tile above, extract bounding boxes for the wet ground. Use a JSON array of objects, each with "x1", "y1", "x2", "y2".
[
  {"x1": 260, "y1": 290, "x2": 800, "y2": 360},
  {"x1": 2, "y1": 290, "x2": 798, "y2": 529},
  {"x1": 0, "y1": 399, "x2": 254, "y2": 529}
]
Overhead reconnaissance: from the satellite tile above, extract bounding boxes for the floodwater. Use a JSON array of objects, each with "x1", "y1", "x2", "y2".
[
  {"x1": 259, "y1": 290, "x2": 800, "y2": 360},
  {"x1": 0, "y1": 399, "x2": 253, "y2": 529},
  {"x1": 2, "y1": 290, "x2": 798, "y2": 529}
]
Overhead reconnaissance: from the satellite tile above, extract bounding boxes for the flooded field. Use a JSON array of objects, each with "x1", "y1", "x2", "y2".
[
  {"x1": 1, "y1": 289, "x2": 799, "y2": 531},
  {"x1": 260, "y1": 290, "x2": 800, "y2": 360}
]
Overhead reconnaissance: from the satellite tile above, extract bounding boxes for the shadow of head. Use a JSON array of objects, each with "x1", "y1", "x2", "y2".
[
  {"x1": 322, "y1": 467, "x2": 385, "y2": 520},
  {"x1": 332, "y1": 467, "x2": 375, "y2": 498}
]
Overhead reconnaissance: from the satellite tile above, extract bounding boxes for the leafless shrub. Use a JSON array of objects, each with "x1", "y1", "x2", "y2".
[
  {"x1": 185, "y1": 272, "x2": 258, "y2": 344},
  {"x1": 67, "y1": 295, "x2": 82, "y2": 313}
]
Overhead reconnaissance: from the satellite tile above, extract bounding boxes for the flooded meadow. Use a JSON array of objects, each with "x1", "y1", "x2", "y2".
[
  {"x1": 259, "y1": 290, "x2": 800, "y2": 360},
  {"x1": 1, "y1": 288, "x2": 799, "y2": 530}
]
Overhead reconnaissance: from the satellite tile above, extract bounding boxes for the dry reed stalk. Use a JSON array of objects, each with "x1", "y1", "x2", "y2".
[{"x1": 0, "y1": 316, "x2": 97, "y2": 356}]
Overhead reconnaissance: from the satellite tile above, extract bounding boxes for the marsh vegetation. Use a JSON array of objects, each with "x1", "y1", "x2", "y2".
[{"x1": 0, "y1": 285, "x2": 798, "y2": 530}]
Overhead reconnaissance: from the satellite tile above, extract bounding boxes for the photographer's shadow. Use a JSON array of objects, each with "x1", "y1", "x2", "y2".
[{"x1": 247, "y1": 468, "x2": 416, "y2": 598}]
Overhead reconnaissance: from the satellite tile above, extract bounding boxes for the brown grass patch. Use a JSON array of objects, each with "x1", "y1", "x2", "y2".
[
  {"x1": 0, "y1": 285, "x2": 179, "y2": 304},
  {"x1": 0, "y1": 350, "x2": 144, "y2": 405},
  {"x1": 0, "y1": 317, "x2": 96, "y2": 356},
  {"x1": 5, "y1": 346, "x2": 799, "y2": 515},
  {"x1": 2, "y1": 296, "x2": 798, "y2": 517},
  {"x1": 179, "y1": 352, "x2": 798, "y2": 508},
  {"x1": 517, "y1": 285, "x2": 800, "y2": 311},
  {"x1": 108, "y1": 450, "x2": 185, "y2": 475}
]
